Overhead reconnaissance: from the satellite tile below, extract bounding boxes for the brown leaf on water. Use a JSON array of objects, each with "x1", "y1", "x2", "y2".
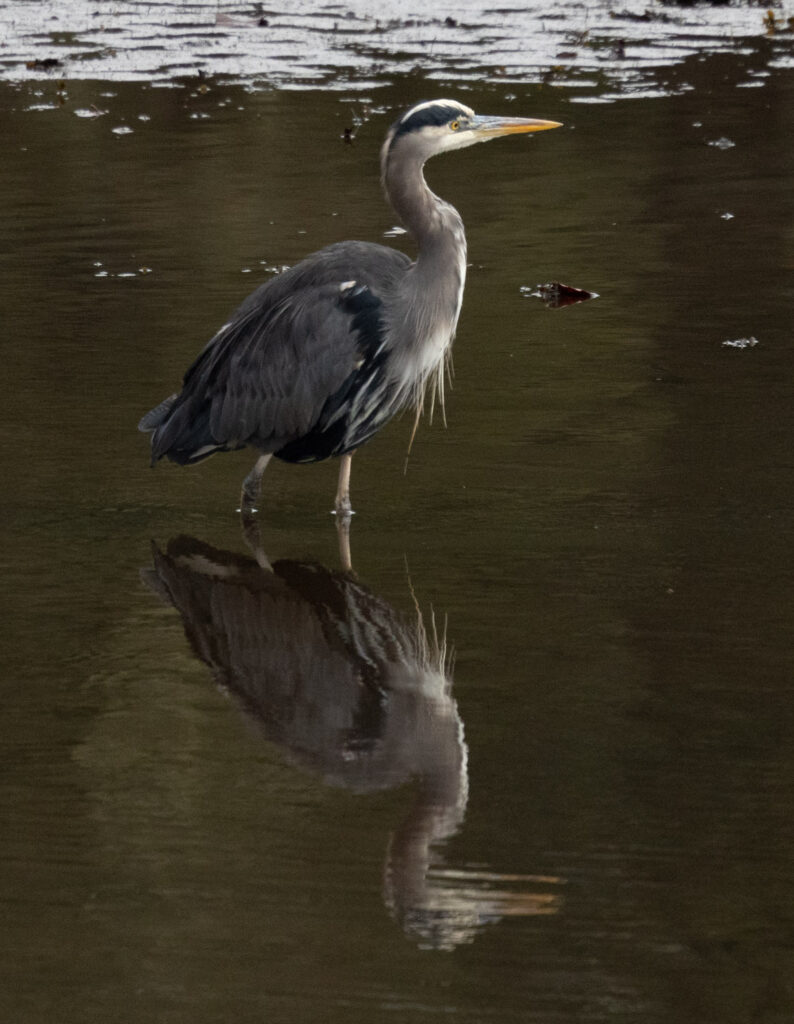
[
  {"x1": 25, "y1": 57, "x2": 62, "y2": 70},
  {"x1": 523, "y1": 281, "x2": 599, "y2": 308}
]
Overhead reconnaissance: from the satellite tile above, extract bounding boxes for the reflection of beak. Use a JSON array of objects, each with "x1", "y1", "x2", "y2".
[{"x1": 470, "y1": 115, "x2": 563, "y2": 137}]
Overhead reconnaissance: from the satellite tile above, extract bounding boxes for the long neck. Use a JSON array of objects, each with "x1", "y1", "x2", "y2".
[
  {"x1": 380, "y1": 147, "x2": 468, "y2": 411},
  {"x1": 382, "y1": 148, "x2": 463, "y2": 252}
]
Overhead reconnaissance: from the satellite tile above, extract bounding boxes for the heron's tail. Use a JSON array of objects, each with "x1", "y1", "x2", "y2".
[
  {"x1": 139, "y1": 394, "x2": 232, "y2": 467},
  {"x1": 138, "y1": 393, "x2": 178, "y2": 433}
]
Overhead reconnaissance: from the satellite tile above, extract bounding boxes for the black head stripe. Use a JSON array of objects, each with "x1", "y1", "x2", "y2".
[{"x1": 390, "y1": 101, "x2": 469, "y2": 143}]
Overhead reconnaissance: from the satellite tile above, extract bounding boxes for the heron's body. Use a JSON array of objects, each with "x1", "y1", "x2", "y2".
[
  {"x1": 140, "y1": 99, "x2": 560, "y2": 513},
  {"x1": 141, "y1": 241, "x2": 412, "y2": 466}
]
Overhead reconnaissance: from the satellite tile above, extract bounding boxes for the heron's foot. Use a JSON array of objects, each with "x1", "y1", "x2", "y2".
[
  {"x1": 239, "y1": 453, "x2": 271, "y2": 517},
  {"x1": 332, "y1": 495, "x2": 355, "y2": 517},
  {"x1": 240, "y1": 480, "x2": 261, "y2": 514},
  {"x1": 239, "y1": 497, "x2": 259, "y2": 516}
]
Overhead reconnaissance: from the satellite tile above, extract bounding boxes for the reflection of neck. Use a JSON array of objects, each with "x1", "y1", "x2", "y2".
[{"x1": 382, "y1": 740, "x2": 469, "y2": 936}]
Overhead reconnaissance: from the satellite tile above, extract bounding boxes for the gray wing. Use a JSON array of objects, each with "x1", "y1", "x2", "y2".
[{"x1": 143, "y1": 241, "x2": 410, "y2": 465}]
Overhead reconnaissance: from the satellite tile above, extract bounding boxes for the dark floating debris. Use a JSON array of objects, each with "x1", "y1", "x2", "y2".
[
  {"x1": 762, "y1": 10, "x2": 794, "y2": 33},
  {"x1": 216, "y1": 10, "x2": 268, "y2": 27},
  {"x1": 342, "y1": 126, "x2": 354, "y2": 144},
  {"x1": 609, "y1": 8, "x2": 672, "y2": 22},
  {"x1": 522, "y1": 281, "x2": 599, "y2": 308},
  {"x1": 26, "y1": 57, "x2": 62, "y2": 70}
]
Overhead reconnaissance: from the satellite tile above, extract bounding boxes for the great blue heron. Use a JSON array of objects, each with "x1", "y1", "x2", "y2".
[{"x1": 139, "y1": 99, "x2": 561, "y2": 515}]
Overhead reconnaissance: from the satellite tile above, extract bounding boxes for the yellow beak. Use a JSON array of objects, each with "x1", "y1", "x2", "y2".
[{"x1": 470, "y1": 115, "x2": 563, "y2": 137}]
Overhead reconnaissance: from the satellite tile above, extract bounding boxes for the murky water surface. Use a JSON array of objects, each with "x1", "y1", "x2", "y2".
[{"x1": 2, "y1": 3, "x2": 793, "y2": 1022}]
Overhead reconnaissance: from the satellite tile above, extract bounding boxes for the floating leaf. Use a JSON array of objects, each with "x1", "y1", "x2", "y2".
[
  {"x1": 25, "y1": 57, "x2": 62, "y2": 70},
  {"x1": 522, "y1": 282, "x2": 599, "y2": 308}
]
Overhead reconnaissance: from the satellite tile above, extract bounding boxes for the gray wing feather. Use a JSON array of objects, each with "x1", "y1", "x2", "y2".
[{"x1": 150, "y1": 242, "x2": 410, "y2": 462}]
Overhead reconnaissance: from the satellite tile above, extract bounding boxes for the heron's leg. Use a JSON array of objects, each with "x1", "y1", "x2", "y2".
[
  {"x1": 240, "y1": 453, "x2": 272, "y2": 515},
  {"x1": 334, "y1": 452, "x2": 355, "y2": 516}
]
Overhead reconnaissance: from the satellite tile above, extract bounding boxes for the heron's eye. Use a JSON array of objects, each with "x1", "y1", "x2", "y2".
[{"x1": 450, "y1": 120, "x2": 460, "y2": 131}]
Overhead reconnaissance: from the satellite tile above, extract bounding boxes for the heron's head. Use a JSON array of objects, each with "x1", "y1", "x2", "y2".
[{"x1": 381, "y1": 98, "x2": 561, "y2": 171}]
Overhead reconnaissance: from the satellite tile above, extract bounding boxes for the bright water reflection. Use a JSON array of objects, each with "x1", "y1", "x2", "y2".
[{"x1": 3, "y1": 0, "x2": 793, "y2": 98}]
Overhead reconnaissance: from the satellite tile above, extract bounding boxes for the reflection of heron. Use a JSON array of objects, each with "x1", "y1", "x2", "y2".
[
  {"x1": 145, "y1": 535, "x2": 461, "y2": 794},
  {"x1": 144, "y1": 535, "x2": 563, "y2": 949},
  {"x1": 139, "y1": 100, "x2": 560, "y2": 514}
]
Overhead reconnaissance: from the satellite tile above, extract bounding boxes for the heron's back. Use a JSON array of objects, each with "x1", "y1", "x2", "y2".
[{"x1": 139, "y1": 241, "x2": 412, "y2": 466}]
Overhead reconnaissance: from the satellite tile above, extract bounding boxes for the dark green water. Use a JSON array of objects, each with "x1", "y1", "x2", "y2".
[{"x1": 1, "y1": 40, "x2": 793, "y2": 1024}]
